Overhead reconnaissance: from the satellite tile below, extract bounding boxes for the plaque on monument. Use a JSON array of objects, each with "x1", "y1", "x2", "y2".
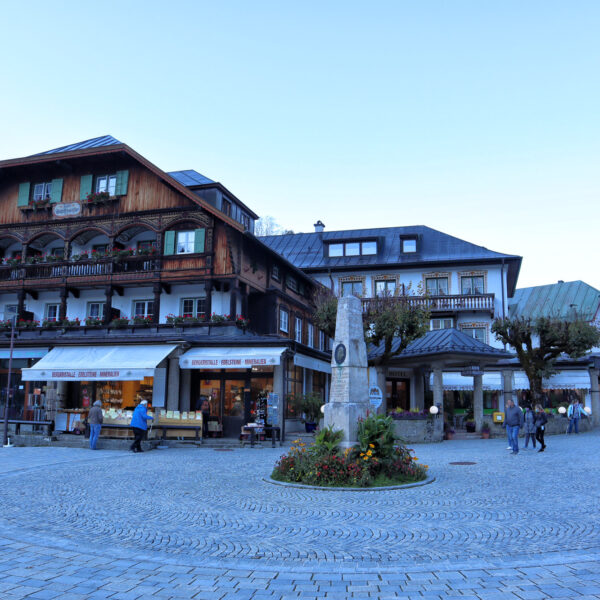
[{"x1": 334, "y1": 343, "x2": 346, "y2": 365}]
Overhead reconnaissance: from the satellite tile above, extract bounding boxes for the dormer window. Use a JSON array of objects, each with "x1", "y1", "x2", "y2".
[
  {"x1": 96, "y1": 175, "x2": 117, "y2": 196},
  {"x1": 272, "y1": 265, "x2": 280, "y2": 281},
  {"x1": 33, "y1": 182, "x2": 52, "y2": 202},
  {"x1": 327, "y1": 240, "x2": 377, "y2": 257},
  {"x1": 222, "y1": 198, "x2": 232, "y2": 217},
  {"x1": 401, "y1": 238, "x2": 417, "y2": 253}
]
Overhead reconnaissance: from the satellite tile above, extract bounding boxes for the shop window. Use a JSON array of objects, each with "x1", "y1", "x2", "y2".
[
  {"x1": 45, "y1": 304, "x2": 59, "y2": 322},
  {"x1": 375, "y1": 280, "x2": 396, "y2": 297},
  {"x1": 341, "y1": 281, "x2": 363, "y2": 297},
  {"x1": 461, "y1": 276, "x2": 484, "y2": 295},
  {"x1": 133, "y1": 300, "x2": 154, "y2": 319},
  {"x1": 312, "y1": 371, "x2": 327, "y2": 400},
  {"x1": 286, "y1": 364, "x2": 304, "y2": 418},
  {"x1": 307, "y1": 323, "x2": 314, "y2": 348},
  {"x1": 87, "y1": 302, "x2": 105, "y2": 320},
  {"x1": 279, "y1": 308, "x2": 289, "y2": 333},
  {"x1": 181, "y1": 297, "x2": 206, "y2": 319},
  {"x1": 431, "y1": 318, "x2": 453, "y2": 330},
  {"x1": 295, "y1": 317, "x2": 303, "y2": 343},
  {"x1": 426, "y1": 277, "x2": 448, "y2": 296}
]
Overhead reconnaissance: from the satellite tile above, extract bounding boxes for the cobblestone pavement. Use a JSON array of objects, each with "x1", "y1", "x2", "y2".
[{"x1": 0, "y1": 431, "x2": 599, "y2": 599}]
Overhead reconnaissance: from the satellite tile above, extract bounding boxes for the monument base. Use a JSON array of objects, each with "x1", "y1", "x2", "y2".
[{"x1": 323, "y1": 401, "x2": 369, "y2": 448}]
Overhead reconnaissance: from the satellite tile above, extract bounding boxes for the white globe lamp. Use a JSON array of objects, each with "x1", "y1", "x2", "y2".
[
  {"x1": 429, "y1": 405, "x2": 439, "y2": 415},
  {"x1": 558, "y1": 406, "x2": 567, "y2": 414},
  {"x1": 584, "y1": 406, "x2": 592, "y2": 414}
]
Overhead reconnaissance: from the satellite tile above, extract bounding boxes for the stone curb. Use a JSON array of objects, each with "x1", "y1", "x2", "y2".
[{"x1": 262, "y1": 473, "x2": 435, "y2": 491}]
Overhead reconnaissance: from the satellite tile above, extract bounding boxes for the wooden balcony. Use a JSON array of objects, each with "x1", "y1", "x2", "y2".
[
  {"x1": 0, "y1": 253, "x2": 211, "y2": 288},
  {"x1": 361, "y1": 293, "x2": 495, "y2": 315}
]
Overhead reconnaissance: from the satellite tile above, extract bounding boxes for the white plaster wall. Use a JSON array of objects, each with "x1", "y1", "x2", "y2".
[
  {"x1": 111, "y1": 286, "x2": 154, "y2": 319},
  {"x1": 65, "y1": 289, "x2": 106, "y2": 321},
  {"x1": 159, "y1": 284, "x2": 207, "y2": 320},
  {"x1": 23, "y1": 291, "x2": 62, "y2": 322},
  {"x1": 211, "y1": 291, "x2": 231, "y2": 316},
  {"x1": 0, "y1": 293, "x2": 19, "y2": 320},
  {"x1": 5, "y1": 241, "x2": 23, "y2": 257}
]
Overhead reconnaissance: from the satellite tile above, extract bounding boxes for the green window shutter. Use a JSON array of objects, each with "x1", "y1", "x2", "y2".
[
  {"x1": 115, "y1": 170, "x2": 129, "y2": 195},
  {"x1": 80, "y1": 174, "x2": 93, "y2": 201},
  {"x1": 194, "y1": 229, "x2": 205, "y2": 253},
  {"x1": 50, "y1": 178, "x2": 63, "y2": 203},
  {"x1": 17, "y1": 182, "x2": 30, "y2": 207},
  {"x1": 163, "y1": 231, "x2": 175, "y2": 255}
]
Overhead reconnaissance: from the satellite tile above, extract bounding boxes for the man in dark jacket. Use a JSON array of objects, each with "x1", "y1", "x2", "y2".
[
  {"x1": 87, "y1": 400, "x2": 103, "y2": 450},
  {"x1": 505, "y1": 399, "x2": 524, "y2": 455}
]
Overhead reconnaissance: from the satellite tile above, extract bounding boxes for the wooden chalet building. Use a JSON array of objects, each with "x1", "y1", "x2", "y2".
[{"x1": 0, "y1": 136, "x2": 330, "y2": 439}]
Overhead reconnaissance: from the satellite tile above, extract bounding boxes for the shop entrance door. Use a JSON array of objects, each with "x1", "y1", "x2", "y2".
[
  {"x1": 223, "y1": 379, "x2": 246, "y2": 438},
  {"x1": 385, "y1": 378, "x2": 410, "y2": 413}
]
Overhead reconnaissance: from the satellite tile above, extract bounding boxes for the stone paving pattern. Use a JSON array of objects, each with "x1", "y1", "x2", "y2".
[{"x1": 0, "y1": 432, "x2": 599, "y2": 599}]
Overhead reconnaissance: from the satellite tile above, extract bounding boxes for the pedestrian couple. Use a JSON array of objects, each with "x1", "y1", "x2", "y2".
[{"x1": 505, "y1": 400, "x2": 547, "y2": 454}]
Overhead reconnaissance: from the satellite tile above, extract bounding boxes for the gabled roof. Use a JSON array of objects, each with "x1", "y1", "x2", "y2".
[
  {"x1": 167, "y1": 169, "x2": 215, "y2": 187},
  {"x1": 260, "y1": 225, "x2": 522, "y2": 293},
  {"x1": 369, "y1": 328, "x2": 512, "y2": 362},
  {"x1": 509, "y1": 280, "x2": 600, "y2": 322},
  {"x1": 32, "y1": 135, "x2": 123, "y2": 156}
]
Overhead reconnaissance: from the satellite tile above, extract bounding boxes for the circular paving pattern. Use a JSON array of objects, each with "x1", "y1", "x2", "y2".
[{"x1": 1, "y1": 432, "x2": 600, "y2": 571}]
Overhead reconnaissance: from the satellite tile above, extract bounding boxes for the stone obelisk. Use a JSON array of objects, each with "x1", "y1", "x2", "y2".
[{"x1": 323, "y1": 295, "x2": 370, "y2": 448}]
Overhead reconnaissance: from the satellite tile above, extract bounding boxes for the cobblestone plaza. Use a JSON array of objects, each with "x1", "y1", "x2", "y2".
[{"x1": 0, "y1": 432, "x2": 599, "y2": 599}]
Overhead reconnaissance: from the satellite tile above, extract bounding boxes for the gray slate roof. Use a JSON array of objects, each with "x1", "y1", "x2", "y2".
[
  {"x1": 167, "y1": 169, "x2": 215, "y2": 187},
  {"x1": 33, "y1": 135, "x2": 122, "y2": 156},
  {"x1": 259, "y1": 225, "x2": 520, "y2": 270},
  {"x1": 509, "y1": 280, "x2": 600, "y2": 322},
  {"x1": 369, "y1": 328, "x2": 511, "y2": 361}
]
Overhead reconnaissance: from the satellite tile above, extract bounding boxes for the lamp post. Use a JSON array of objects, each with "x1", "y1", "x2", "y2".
[{"x1": 2, "y1": 315, "x2": 16, "y2": 447}]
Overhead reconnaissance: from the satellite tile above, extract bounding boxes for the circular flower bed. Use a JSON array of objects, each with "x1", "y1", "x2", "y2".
[{"x1": 271, "y1": 415, "x2": 428, "y2": 488}]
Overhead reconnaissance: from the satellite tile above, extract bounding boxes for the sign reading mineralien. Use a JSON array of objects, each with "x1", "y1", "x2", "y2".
[
  {"x1": 53, "y1": 202, "x2": 81, "y2": 218},
  {"x1": 334, "y1": 343, "x2": 346, "y2": 365}
]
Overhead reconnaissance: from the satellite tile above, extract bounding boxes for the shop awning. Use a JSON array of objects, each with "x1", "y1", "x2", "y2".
[
  {"x1": 179, "y1": 347, "x2": 287, "y2": 369},
  {"x1": 429, "y1": 372, "x2": 502, "y2": 391},
  {"x1": 0, "y1": 347, "x2": 49, "y2": 359},
  {"x1": 293, "y1": 353, "x2": 331, "y2": 374},
  {"x1": 21, "y1": 345, "x2": 177, "y2": 381},
  {"x1": 514, "y1": 369, "x2": 591, "y2": 390}
]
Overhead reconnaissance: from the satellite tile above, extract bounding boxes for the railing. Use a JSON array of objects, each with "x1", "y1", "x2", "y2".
[{"x1": 362, "y1": 293, "x2": 495, "y2": 313}]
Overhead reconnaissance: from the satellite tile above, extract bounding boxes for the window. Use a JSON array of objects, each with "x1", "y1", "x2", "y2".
[
  {"x1": 307, "y1": 323, "x2": 314, "y2": 347},
  {"x1": 462, "y1": 327, "x2": 487, "y2": 343},
  {"x1": 461, "y1": 276, "x2": 484, "y2": 295},
  {"x1": 327, "y1": 240, "x2": 377, "y2": 257},
  {"x1": 319, "y1": 330, "x2": 325, "y2": 351},
  {"x1": 87, "y1": 302, "x2": 105, "y2": 320},
  {"x1": 279, "y1": 308, "x2": 289, "y2": 333},
  {"x1": 4, "y1": 304, "x2": 17, "y2": 321},
  {"x1": 341, "y1": 281, "x2": 363, "y2": 297},
  {"x1": 426, "y1": 277, "x2": 449, "y2": 296},
  {"x1": 181, "y1": 297, "x2": 206, "y2": 319},
  {"x1": 96, "y1": 175, "x2": 117, "y2": 196},
  {"x1": 286, "y1": 276, "x2": 298, "y2": 293},
  {"x1": 375, "y1": 280, "x2": 396, "y2": 297},
  {"x1": 271, "y1": 265, "x2": 280, "y2": 281},
  {"x1": 33, "y1": 182, "x2": 52, "y2": 202},
  {"x1": 137, "y1": 240, "x2": 156, "y2": 251},
  {"x1": 431, "y1": 318, "x2": 453, "y2": 330},
  {"x1": 401, "y1": 238, "x2": 417, "y2": 253},
  {"x1": 222, "y1": 198, "x2": 232, "y2": 217},
  {"x1": 295, "y1": 317, "x2": 303, "y2": 343},
  {"x1": 92, "y1": 244, "x2": 108, "y2": 254},
  {"x1": 45, "y1": 304, "x2": 60, "y2": 322},
  {"x1": 133, "y1": 300, "x2": 154, "y2": 319},
  {"x1": 240, "y1": 213, "x2": 251, "y2": 230},
  {"x1": 176, "y1": 231, "x2": 195, "y2": 254}
]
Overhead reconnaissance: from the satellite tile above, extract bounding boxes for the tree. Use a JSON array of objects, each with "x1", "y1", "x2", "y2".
[
  {"x1": 254, "y1": 216, "x2": 282, "y2": 236},
  {"x1": 491, "y1": 316, "x2": 600, "y2": 400},
  {"x1": 313, "y1": 287, "x2": 430, "y2": 366}
]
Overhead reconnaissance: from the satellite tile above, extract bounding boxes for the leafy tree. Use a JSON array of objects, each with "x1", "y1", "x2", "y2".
[
  {"x1": 491, "y1": 316, "x2": 600, "y2": 400},
  {"x1": 313, "y1": 288, "x2": 337, "y2": 338}
]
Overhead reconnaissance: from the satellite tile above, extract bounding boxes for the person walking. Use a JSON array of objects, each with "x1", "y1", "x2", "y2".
[
  {"x1": 567, "y1": 398, "x2": 587, "y2": 434},
  {"x1": 130, "y1": 400, "x2": 154, "y2": 453},
  {"x1": 534, "y1": 404, "x2": 548, "y2": 452},
  {"x1": 523, "y1": 405, "x2": 536, "y2": 450},
  {"x1": 505, "y1": 399, "x2": 524, "y2": 455},
  {"x1": 87, "y1": 400, "x2": 103, "y2": 450}
]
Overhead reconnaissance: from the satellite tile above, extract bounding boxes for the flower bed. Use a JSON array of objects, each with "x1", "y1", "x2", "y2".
[{"x1": 271, "y1": 415, "x2": 428, "y2": 488}]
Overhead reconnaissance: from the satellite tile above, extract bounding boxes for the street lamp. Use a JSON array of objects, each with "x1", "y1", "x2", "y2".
[
  {"x1": 429, "y1": 405, "x2": 439, "y2": 415},
  {"x1": 2, "y1": 315, "x2": 16, "y2": 447},
  {"x1": 558, "y1": 406, "x2": 567, "y2": 415}
]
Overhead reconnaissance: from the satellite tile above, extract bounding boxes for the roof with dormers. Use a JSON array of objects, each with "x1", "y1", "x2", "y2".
[{"x1": 167, "y1": 169, "x2": 215, "y2": 186}]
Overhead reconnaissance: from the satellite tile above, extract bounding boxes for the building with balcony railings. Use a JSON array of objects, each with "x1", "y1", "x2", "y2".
[
  {"x1": 0, "y1": 136, "x2": 331, "y2": 440},
  {"x1": 260, "y1": 221, "x2": 523, "y2": 424}
]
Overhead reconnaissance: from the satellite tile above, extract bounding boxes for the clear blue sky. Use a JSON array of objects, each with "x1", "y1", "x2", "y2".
[{"x1": 1, "y1": 1, "x2": 598, "y2": 289}]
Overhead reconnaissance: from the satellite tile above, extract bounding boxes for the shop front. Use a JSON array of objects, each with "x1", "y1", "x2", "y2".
[
  {"x1": 22, "y1": 345, "x2": 175, "y2": 434},
  {"x1": 513, "y1": 369, "x2": 592, "y2": 410}
]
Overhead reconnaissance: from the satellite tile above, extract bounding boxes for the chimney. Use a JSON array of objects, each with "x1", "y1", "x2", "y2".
[
  {"x1": 314, "y1": 220, "x2": 325, "y2": 233},
  {"x1": 558, "y1": 280, "x2": 564, "y2": 284}
]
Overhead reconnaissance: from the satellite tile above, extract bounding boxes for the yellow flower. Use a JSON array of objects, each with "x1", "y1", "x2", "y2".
[
  {"x1": 363, "y1": 456, "x2": 368, "y2": 461},
  {"x1": 412, "y1": 456, "x2": 418, "y2": 460},
  {"x1": 369, "y1": 443, "x2": 375, "y2": 448},
  {"x1": 360, "y1": 452, "x2": 365, "y2": 457},
  {"x1": 366, "y1": 450, "x2": 372, "y2": 456}
]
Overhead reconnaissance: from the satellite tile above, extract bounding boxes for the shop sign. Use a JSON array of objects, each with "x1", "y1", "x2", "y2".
[
  {"x1": 388, "y1": 369, "x2": 410, "y2": 378},
  {"x1": 51, "y1": 370, "x2": 121, "y2": 378},
  {"x1": 53, "y1": 202, "x2": 81, "y2": 218},
  {"x1": 267, "y1": 393, "x2": 279, "y2": 425},
  {"x1": 189, "y1": 356, "x2": 277, "y2": 367},
  {"x1": 369, "y1": 385, "x2": 383, "y2": 409}
]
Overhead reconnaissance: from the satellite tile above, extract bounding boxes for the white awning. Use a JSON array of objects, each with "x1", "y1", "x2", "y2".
[
  {"x1": 22, "y1": 345, "x2": 176, "y2": 381},
  {"x1": 179, "y1": 347, "x2": 287, "y2": 369},
  {"x1": 293, "y1": 353, "x2": 331, "y2": 374},
  {"x1": 514, "y1": 369, "x2": 591, "y2": 390},
  {"x1": 0, "y1": 347, "x2": 49, "y2": 359},
  {"x1": 429, "y1": 372, "x2": 502, "y2": 391}
]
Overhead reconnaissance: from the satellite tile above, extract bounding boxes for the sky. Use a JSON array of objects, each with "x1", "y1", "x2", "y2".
[{"x1": 0, "y1": 1, "x2": 598, "y2": 289}]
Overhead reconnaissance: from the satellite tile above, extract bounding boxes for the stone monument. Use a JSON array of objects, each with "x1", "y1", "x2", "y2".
[{"x1": 323, "y1": 295, "x2": 370, "y2": 447}]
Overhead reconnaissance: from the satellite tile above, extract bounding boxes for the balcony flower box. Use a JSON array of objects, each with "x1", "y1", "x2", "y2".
[
  {"x1": 210, "y1": 313, "x2": 230, "y2": 323},
  {"x1": 71, "y1": 252, "x2": 89, "y2": 262},
  {"x1": 42, "y1": 320, "x2": 61, "y2": 329},
  {"x1": 109, "y1": 317, "x2": 130, "y2": 329},
  {"x1": 17, "y1": 319, "x2": 40, "y2": 329},
  {"x1": 166, "y1": 314, "x2": 201, "y2": 326},
  {"x1": 61, "y1": 318, "x2": 81, "y2": 328},
  {"x1": 132, "y1": 316, "x2": 153, "y2": 327},
  {"x1": 3, "y1": 257, "x2": 22, "y2": 267},
  {"x1": 85, "y1": 191, "x2": 111, "y2": 204},
  {"x1": 235, "y1": 315, "x2": 250, "y2": 330},
  {"x1": 84, "y1": 317, "x2": 103, "y2": 327}
]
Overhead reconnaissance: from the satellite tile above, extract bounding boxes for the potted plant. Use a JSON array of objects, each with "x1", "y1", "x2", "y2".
[
  {"x1": 235, "y1": 315, "x2": 250, "y2": 330},
  {"x1": 444, "y1": 423, "x2": 455, "y2": 440},
  {"x1": 465, "y1": 420, "x2": 476, "y2": 433},
  {"x1": 293, "y1": 392, "x2": 323, "y2": 433},
  {"x1": 481, "y1": 422, "x2": 491, "y2": 439}
]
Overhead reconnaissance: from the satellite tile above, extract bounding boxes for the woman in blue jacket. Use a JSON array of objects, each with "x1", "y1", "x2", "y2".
[{"x1": 130, "y1": 400, "x2": 154, "y2": 453}]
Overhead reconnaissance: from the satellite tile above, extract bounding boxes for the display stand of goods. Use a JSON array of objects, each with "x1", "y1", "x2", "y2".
[
  {"x1": 102, "y1": 409, "x2": 134, "y2": 437},
  {"x1": 157, "y1": 410, "x2": 203, "y2": 439}
]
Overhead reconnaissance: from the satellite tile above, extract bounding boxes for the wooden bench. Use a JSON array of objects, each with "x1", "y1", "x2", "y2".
[{"x1": 7, "y1": 420, "x2": 53, "y2": 435}]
